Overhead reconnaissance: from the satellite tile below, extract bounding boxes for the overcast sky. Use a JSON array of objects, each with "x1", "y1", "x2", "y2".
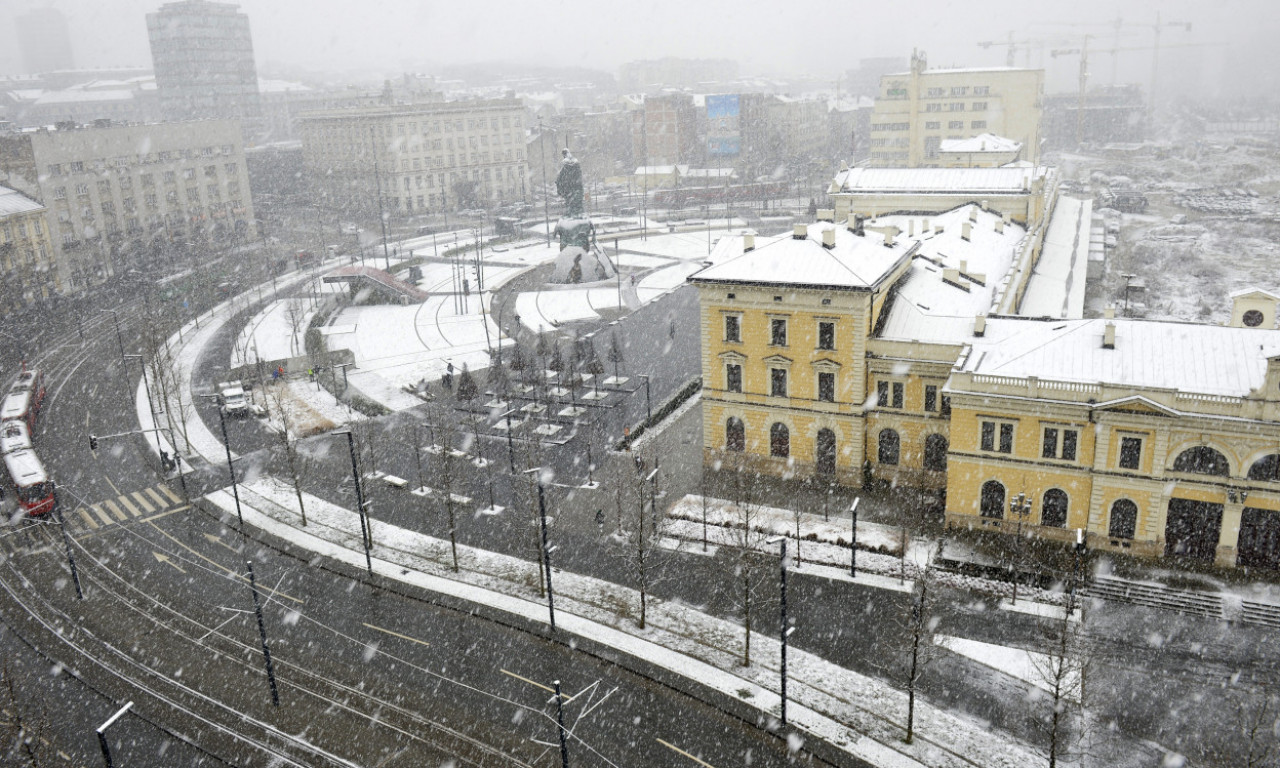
[{"x1": 4, "y1": 0, "x2": 1277, "y2": 95}]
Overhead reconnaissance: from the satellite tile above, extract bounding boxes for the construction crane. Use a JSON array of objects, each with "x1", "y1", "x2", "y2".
[
  {"x1": 976, "y1": 32, "x2": 1073, "y2": 68},
  {"x1": 1052, "y1": 38, "x2": 1227, "y2": 145}
]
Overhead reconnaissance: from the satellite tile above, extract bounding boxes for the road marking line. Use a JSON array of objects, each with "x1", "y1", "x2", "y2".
[
  {"x1": 145, "y1": 520, "x2": 303, "y2": 604},
  {"x1": 116, "y1": 495, "x2": 140, "y2": 517},
  {"x1": 153, "y1": 551, "x2": 186, "y2": 573},
  {"x1": 130, "y1": 491, "x2": 155, "y2": 514},
  {"x1": 144, "y1": 487, "x2": 168, "y2": 508},
  {"x1": 77, "y1": 508, "x2": 99, "y2": 529},
  {"x1": 102, "y1": 500, "x2": 127, "y2": 521},
  {"x1": 92, "y1": 505, "x2": 114, "y2": 526},
  {"x1": 500, "y1": 669, "x2": 569, "y2": 698},
  {"x1": 657, "y1": 739, "x2": 718, "y2": 767},
  {"x1": 157, "y1": 483, "x2": 181, "y2": 504},
  {"x1": 142, "y1": 506, "x2": 188, "y2": 522},
  {"x1": 362, "y1": 622, "x2": 430, "y2": 648},
  {"x1": 104, "y1": 477, "x2": 121, "y2": 495}
]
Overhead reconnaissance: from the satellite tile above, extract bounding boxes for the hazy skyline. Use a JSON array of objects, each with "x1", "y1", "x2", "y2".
[{"x1": 3, "y1": 0, "x2": 1277, "y2": 98}]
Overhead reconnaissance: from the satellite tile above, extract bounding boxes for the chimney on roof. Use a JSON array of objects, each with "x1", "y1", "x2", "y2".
[
  {"x1": 1002, "y1": 212, "x2": 1011, "y2": 226},
  {"x1": 961, "y1": 221, "x2": 972, "y2": 241},
  {"x1": 817, "y1": 208, "x2": 834, "y2": 222},
  {"x1": 980, "y1": 199, "x2": 989, "y2": 211},
  {"x1": 793, "y1": 224, "x2": 808, "y2": 240},
  {"x1": 1103, "y1": 322, "x2": 1116, "y2": 349},
  {"x1": 908, "y1": 220, "x2": 915, "y2": 237},
  {"x1": 960, "y1": 259, "x2": 968, "y2": 274},
  {"x1": 923, "y1": 217, "x2": 930, "y2": 232},
  {"x1": 1104, "y1": 306, "x2": 1115, "y2": 319},
  {"x1": 884, "y1": 229, "x2": 896, "y2": 248},
  {"x1": 995, "y1": 218, "x2": 1005, "y2": 234},
  {"x1": 969, "y1": 205, "x2": 979, "y2": 223},
  {"x1": 847, "y1": 213, "x2": 865, "y2": 236},
  {"x1": 743, "y1": 233, "x2": 756, "y2": 252},
  {"x1": 974, "y1": 314, "x2": 987, "y2": 337},
  {"x1": 934, "y1": 224, "x2": 944, "y2": 235},
  {"x1": 822, "y1": 228, "x2": 836, "y2": 249}
]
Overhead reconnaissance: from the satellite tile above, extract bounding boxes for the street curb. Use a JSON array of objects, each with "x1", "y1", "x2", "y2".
[{"x1": 191, "y1": 495, "x2": 873, "y2": 768}]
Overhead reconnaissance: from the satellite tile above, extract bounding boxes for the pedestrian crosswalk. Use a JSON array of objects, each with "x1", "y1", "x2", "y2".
[{"x1": 75, "y1": 483, "x2": 185, "y2": 530}]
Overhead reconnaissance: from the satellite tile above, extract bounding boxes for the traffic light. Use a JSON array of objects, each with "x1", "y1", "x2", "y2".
[{"x1": 89, "y1": 434, "x2": 98, "y2": 451}]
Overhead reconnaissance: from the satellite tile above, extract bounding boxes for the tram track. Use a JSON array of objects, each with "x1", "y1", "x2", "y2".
[{"x1": 1, "y1": 522, "x2": 542, "y2": 767}]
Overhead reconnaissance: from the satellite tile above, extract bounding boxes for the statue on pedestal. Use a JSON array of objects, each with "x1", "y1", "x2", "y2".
[
  {"x1": 555, "y1": 148, "x2": 585, "y2": 219},
  {"x1": 548, "y1": 148, "x2": 616, "y2": 284}
]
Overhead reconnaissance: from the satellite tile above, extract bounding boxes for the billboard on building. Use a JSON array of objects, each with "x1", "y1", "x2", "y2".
[{"x1": 706, "y1": 94, "x2": 740, "y2": 156}]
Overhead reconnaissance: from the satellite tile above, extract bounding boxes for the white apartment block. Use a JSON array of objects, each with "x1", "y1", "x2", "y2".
[
  {"x1": 299, "y1": 98, "x2": 528, "y2": 216},
  {"x1": 869, "y1": 51, "x2": 1043, "y2": 168},
  {"x1": 0, "y1": 119, "x2": 255, "y2": 293}
]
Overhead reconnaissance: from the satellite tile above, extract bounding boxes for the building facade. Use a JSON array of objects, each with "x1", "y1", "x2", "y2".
[
  {"x1": 299, "y1": 98, "x2": 528, "y2": 217},
  {"x1": 869, "y1": 50, "x2": 1043, "y2": 168},
  {"x1": 0, "y1": 186, "x2": 58, "y2": 313},
  {"x1": 944, "y1": 311, "x2": 1280, "y2": 569},
  {"x1": 691, "y1": 222, "x2": 919, "y2": 486},
  {"x1": 632, "y1": 94, "x2": 700, "y2": 167},
  {"x1": 0, "y1": 120, "x2": 256, "y2": 293},
  {"x1": 146, "y1": 0, "x2": 261, "y2": 123}
]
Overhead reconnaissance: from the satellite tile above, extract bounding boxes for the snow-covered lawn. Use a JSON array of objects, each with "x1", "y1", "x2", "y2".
[{"x1": 232, "y1": 298, "x2": 311, "y2": 365}]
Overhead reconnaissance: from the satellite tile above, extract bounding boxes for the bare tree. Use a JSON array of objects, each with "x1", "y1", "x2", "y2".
[
  {"x1": 894, "y1": 560, "x2": 940, "y2": 744},
  {"x1": 722, "y1": 453, "x2": 770, "y2": 667},
  {"x1": 608, "y1": 329, "x2": 625, "y2": 382},
  {"x1": 1202, "y1": 690, "x2": 1280, "y2": 768},
  {"x1": 284, "y1": 298, "x2": 307, "y2": 356},
  {"x1": 1, "y1": 662, "x2": 47, "y2": 767},
  {"x1": 437, "y1": 416, "x2": 462, "y2": 572},
  {"x1": 1030, "y1": 580, "x2": 1089, "y2": 768},
  {"x1": 264, "y1": 380, "x2": 308, "y2": 526}
]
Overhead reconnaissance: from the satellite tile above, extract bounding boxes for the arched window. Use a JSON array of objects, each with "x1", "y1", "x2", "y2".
[
  {"x1": 1109, "y1": 499, "x2": 1138, "y2": 539},
  {"x1": 769, "y1": 422, "x2": 789, "y2": 458},
  {"x1": 924, "y1": 434, "x2": 948, "y2": 472},
  {"x1": 1042, "y1": 489, "x2": 1069, "y2": 528},
  {"x1": 1248, "y1": 455, "x2": 1280, "y2": 482},
  {"x1": 1172, "y1": 446, "x2": 1230, "y2": 476},
  {"x1": 878, "y1": 429, "x2": 900, "y2": 465},
  {"x1": 725, "y1": 417, "x2": 745, "y2": 452},
  {"x1": 980, "y1": 480, "x2": 1005, "y2": 519},
  {"x1": 815, "y1": 428, "x2": 836, "y2": 476}
]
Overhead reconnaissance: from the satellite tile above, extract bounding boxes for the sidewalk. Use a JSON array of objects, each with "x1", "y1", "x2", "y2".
[{"x1": 201, "y1": 476, "x2": 1039, "y2": 768}]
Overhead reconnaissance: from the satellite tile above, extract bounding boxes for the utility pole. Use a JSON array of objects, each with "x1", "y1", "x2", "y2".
[
  {"x1": 371, "y1": 125, "x2": 391, "y2": 269},
  {"x1": 539, "y1": 118, "x2": 551, "y2": 246}
]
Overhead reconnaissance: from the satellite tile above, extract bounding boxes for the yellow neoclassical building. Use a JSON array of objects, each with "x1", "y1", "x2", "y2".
[
  {"x1": 944, "y1": 313, "x2": 1280, "y2": 568},
  {"x1": 690, "y1": 220, "x2": 918, "y2": 485}
]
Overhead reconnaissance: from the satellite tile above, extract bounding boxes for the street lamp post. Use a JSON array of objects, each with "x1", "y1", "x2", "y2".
[
  {"x1": 849, "y1": 498, "x2": 860, "y2": 578},
  {"x1": 767, "y1": 535, "x2": 790, "y2": 726},
  {"x1": 203, "y1": 397, "x2": 244, "y2": 528},
  {"x1": 95, "y1": 701, "x2": 133, "y2": 768},
  {"x1": 52, "y1": 486, "x2": 83, "y2": 599},
  {"x1": 1009, "y1": 492, "x2": 1033, "y2": 604},
  {"x1": 246, "y1": 560, "x2": 281, "y2": 706},
  {"x1": 334, "y1": 430, "x2": 373, "y2": 575},
  {"x1": 637, "y1": 373, "x2": 651, "y2": 423},
  {"x1": 525, "y1": 467, "x2": 557, "y2": 631},
  {"x1": 554, "y1": 679, "x2": 570, "y2": 768}
]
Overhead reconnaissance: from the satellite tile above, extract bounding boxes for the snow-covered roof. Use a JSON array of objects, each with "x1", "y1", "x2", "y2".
[
  {"x1": 683, "y1": 167, "x2": 736, "y2": 178},
  {"x1": 635, "y1": 165, "x2": 687, "y2": 175},
  {"x1": 957, "y1": 317, "x2": 1280, "y2": 398},
  {"x1": 33, "y1": 89, "x2": 135, "y2": 104},
  {"x1": 1017, "y1": 196, "x2": 1091, "y2": 320},
  {"x1": 1230, "y1": 287, "x2": 1280, "y2": 301},
  {"x1": 832, "y1": 166, "x2": 1047, "y2": 195},
  {"x1": 939, "y1": 133, "x2": 1022, "y2": 154},
  {"x1": 0, "y1": 186, "x2": 43, "y2": 217},
  {"x1": 258, "y1": 79, "x2": 312, "y2": 94},
  {"x1": 3, "y1": 449, "x2": 47, "y2": 485},
  {"x1": 0, "y1": 421, "x2": 30, "y2": 455},
  {"x1": 875, "y1": 206, "x2": 1027, "y2": 343},
  {"x1": 689, "y1": 223, "x2": 915, "y2": 291}
]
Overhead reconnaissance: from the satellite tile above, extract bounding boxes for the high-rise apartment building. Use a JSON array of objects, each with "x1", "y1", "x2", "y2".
[
  {"x1": 146, "y1": 0, "x2": 260, "y2": 122},
  {"x1": 868, "y1": 50, "x2": 1043, "y2": 168},
  {"x1": 0, "y1": 120, "x2": 255, "y2": 293},
  {"x1": 15, "y1": 9, "x2": 75, "y2": 75},
  {"x1": 299, "y1": 98, "x2": 528, "y2": 215}
]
